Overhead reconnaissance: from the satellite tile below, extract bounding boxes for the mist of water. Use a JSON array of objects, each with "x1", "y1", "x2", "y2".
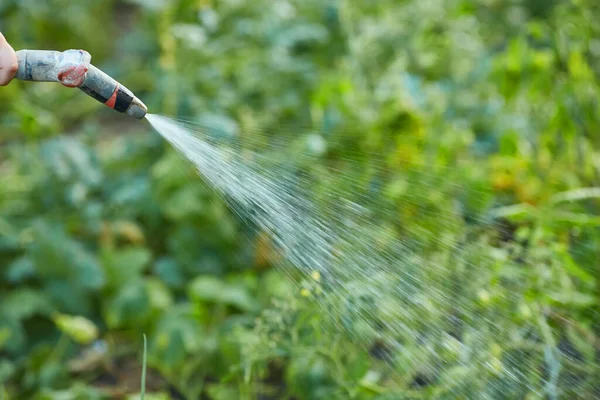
[{"x1": 146, "y1": 113, "x2": 598, "y2": 398}]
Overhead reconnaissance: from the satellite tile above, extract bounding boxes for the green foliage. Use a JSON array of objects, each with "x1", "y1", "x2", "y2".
[{"x1": 1, "y1": 0, "x2": 599, "y2": 399}]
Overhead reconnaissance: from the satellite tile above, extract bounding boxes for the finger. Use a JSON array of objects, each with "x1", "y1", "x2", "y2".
[
  {"x1": 0, "y1": 57, "x2": 18, "y2": 86},
  {"x1": 0, "y1": 36, "x2": 18, "y2": 86},
  {"x1": 0, "y1": 69, "x2": 16, "y2": 86}
]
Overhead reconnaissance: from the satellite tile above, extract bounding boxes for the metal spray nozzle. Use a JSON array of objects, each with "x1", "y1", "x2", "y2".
[{"x1": 15, "y1": 49, "x2": 147, "y2": 120}]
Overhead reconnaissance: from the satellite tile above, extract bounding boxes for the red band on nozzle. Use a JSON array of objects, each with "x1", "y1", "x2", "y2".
[{"x1": 105, "y1": 85, "x2": 119, "y2": 109}]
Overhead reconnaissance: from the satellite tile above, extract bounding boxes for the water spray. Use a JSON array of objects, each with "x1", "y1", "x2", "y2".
[{"x1": 15, "y1": 49, "x2": 147, "y2": 119}]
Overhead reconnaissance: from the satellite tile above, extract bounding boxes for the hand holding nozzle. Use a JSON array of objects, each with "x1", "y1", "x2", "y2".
[
  {"x1": 1, "y1": 37, "x2": 147, "y2": 120},
  {"x1": 15, "y1": 49, "x2": 147, "y2": 119}
]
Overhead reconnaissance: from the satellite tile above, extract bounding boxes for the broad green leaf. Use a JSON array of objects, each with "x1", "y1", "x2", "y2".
[
  {"x1": 103, "y1": 284, "x2": 151, "y2": 329},
  {"x1": 5, "y1": 256, "x2": 36, "y2": 283},
  {"x1": 35, "y1": 383, "x2": 106, "y2": 400},
  {"x1": 110, "y1": 177, "x2": 151, "y2": 207},
  {"x1": 187, "y1": 276, "x2": 258, "y2": 312},
  {"x1": 0, "y1": 358, "x2": 16, "y2": 384},
  {"x1": 163, "y1": 186, "x2": 206, "y2": 221},
  {"x1": 548, "y1": 292, "x2": 597, "y2": 308},
  {"x1": 43, "y1": 281, "x2": 95, "y2": 316},
  {"x1": 40, "y1": 138, "x2": 102, "y2": 187},
  {"x1": 151, "y1": 151, "x2": 191, "y2": 189},
  {"x1": 0, "y1": 289, "x2": 54, "y2": 320},
  {"x1": 146, "y1": 278, "x2": 174, "y2": 311},
  {"x1": 101, "y1": 246, "x2": 152, "y2": 289},
  {"x1": 150, "y1": 304, "x2": 204, "y2": 366},
  {"x1": 30, "y1": 223, "x2": 105, "y2": 290},
  {"x1": 205, "y1": 384, "x2": 240, "y2": 400},
  {"x1": 0, "y1": 318, "x2": 26, "y2": 354},
  {"x1": 153, "y1": 257, "x2": 185, "y2": 288},
  {"x1": 53, "y1": 314, "x2": 99, "y2": 345}
]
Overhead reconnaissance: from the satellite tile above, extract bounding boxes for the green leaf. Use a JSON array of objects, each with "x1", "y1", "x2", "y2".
[
  {"x1": 0, "y1": 358, "x2": 16, "y2": 384},
  {"x1": 103, "y1": 284, "x2": 151, "y2": 329},
  {"x1": 275, "y1": 23, "x2": 330, "y2": 49},
  {"x1": 40, "y1": 138, "x2": 102, "y2": 187},
  {"x1": 101, "y1": 246, "x2": 152, "y2": 289},
  {"x1": 0, "y1": 328, "x2": 10, "y2": 350},
  {"x1": 287, "y1": 355, "x2": 336, "y2": 399},
  {"x1": 565, "y1": 326, "x2": 595, "y2": 362},
  {"x1": 547, "y1": 292, "x2": 597, "y2": 308},
  {"x1": 0, "y1": 289, "x2": 54, "y2": 320},
  {"x1": 30, "y1": 222, "x2": 105, "y2": 290},
  {"x1": 5, "y1": 256, "x2": 36, "y2": 283},
  {"x1": 151, "y1": 151, "x2": 191, "y2": 189},
  {"x1": 549, "y1": 187, "x2": 600, "y2": 205},
  {"x1": 35, "y1": 382, "x2": 106, "y2": 400},
  {"x1": 110, "y1": 177, "x2": 151, "y2": 207},
  {"x1": 0, "y1": 318, "x2": 26, "y2": 354},
  {"x1": 358, "y1": 370, "x2": 384, "y2": 394},
  {"x1": 559, "y1": 250, "x2": 595, "y2": 283},
  {"x1": 43, "y1": 281, "x2": 94, "y2": 316},
  {"x1": 205, "y1": 384, "x2": 240, "y2": 400},
  {"x1": 153, "y1": 257, "x2": 185, "y2": 288},
  {"x1": 187, "y1": 276, "x2": 258, "y2": 312},
  {"x1": 53, "y1": 314, "x2": 99, "y2": 345},
  {"x1": 260, "y1": 269, "x2": 295, "y2": 300},
  {"x1": 163, "y1": 186, "x2": 206, "y2": 221},
  {"x1": 150, "y1": 304, "x2": 204, "y2": 366},
  {"x1": 146, "y1": 278, "x2": 174, "y2": 311}
]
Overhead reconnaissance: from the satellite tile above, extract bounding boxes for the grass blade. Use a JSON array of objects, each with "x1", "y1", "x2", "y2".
[{"x1": 141, "y1": 334, "x2": 147, "y2": 400}]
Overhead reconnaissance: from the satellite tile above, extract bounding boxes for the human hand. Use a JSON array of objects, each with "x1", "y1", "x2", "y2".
[{"x1": 0, "y1": 32, "x2": 18, "y2": 86}]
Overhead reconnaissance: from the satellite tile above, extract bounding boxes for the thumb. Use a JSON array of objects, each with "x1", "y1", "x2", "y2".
[{"x1": 0, "y1": 32, "x2": 18, "y2": 86}]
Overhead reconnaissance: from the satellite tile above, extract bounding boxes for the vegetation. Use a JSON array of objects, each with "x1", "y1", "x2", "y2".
[{"x1": 0, "y1": 0, "x2": 599, "y2": 398}]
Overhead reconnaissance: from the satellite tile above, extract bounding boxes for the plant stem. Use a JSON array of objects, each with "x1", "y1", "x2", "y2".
[{"x1": 141, "y1": 334, "x2": 147, "y2": 400}]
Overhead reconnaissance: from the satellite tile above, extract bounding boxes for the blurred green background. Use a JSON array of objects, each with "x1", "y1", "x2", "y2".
[{"x1": 1, "y1": 0, "x2": 599, "y2": 399}]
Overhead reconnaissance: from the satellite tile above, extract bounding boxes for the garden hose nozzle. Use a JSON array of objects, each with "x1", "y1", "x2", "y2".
[{"x1": 15, "y1": 49, "x2": 147, "y2": 119}]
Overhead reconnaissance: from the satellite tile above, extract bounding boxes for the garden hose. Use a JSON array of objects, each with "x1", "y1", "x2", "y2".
[{"x1": 15, "y1": 49, "x2": 147, "y2": 119}]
